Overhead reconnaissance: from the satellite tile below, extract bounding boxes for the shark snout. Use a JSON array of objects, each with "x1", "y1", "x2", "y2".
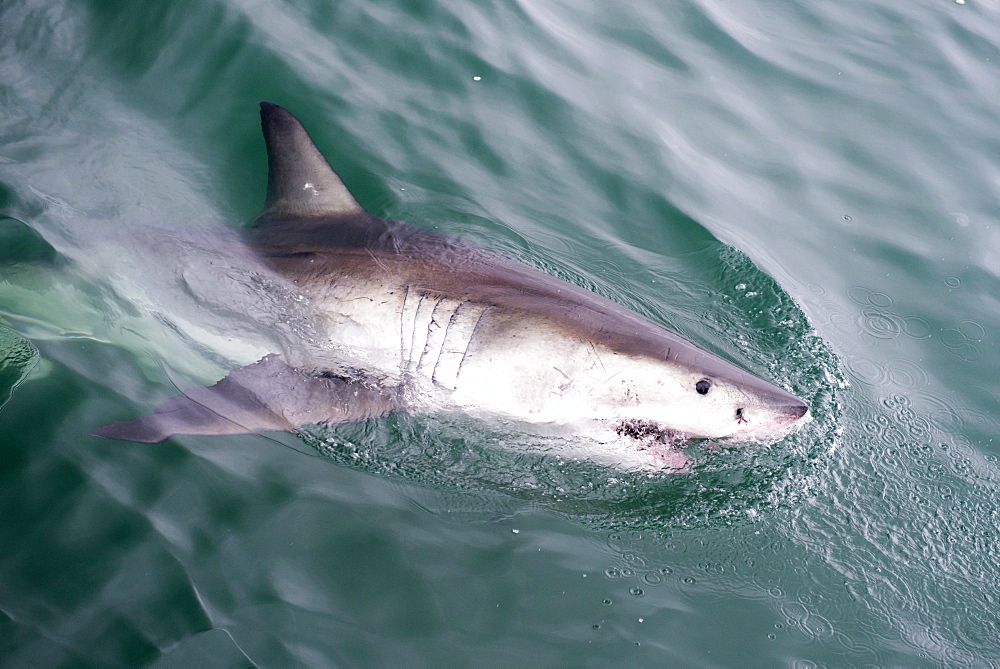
[
  {"x1": 783, "y1": 401, "x2": 809, "y2": 421},
  {"x1": 735, "y1": 392, "x2": 809, "y2": 436},
  {"x1": 761, "y1": 385, "x2": 809, "y2": 423},
  {"x1": 766, "y1": 396, "x2": 810, "y2": 430}
]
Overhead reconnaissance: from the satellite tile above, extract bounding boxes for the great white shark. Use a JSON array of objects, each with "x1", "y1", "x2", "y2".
[{"x1": 93, "y1": 102, "x2": 808, "y2": 467}]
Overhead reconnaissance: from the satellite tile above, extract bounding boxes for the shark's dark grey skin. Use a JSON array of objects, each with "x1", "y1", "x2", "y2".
[{"x1": 94, "y1": 103, "x2": 808, "y2": 466}]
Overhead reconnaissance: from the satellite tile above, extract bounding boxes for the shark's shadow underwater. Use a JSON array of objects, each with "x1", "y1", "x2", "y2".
[{"x1": 93, "y1": 102, "x2": 808, "y2": 470}]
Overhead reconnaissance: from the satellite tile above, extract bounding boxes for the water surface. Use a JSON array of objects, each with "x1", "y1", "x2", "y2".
[{"x1": 2, "y1": 0, "x2": 999, "y2": 665}]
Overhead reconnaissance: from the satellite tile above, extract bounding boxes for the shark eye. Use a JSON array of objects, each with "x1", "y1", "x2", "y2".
[{"x1": 695, "y1": 378, "x2": 712, "y2": 395}]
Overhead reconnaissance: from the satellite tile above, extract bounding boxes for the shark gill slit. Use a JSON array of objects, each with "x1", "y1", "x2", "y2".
[
  {"x1": 430, "y1": 299, "x2": 462, "y2": 386},
  {"x1": 419, "y1": 298, "x2": 459, "y2": 379},
  {"x1": 453, "y1": 305, "x2": 493, "y2": 384},
  {"x1": 400, "y1": 285, "x2": 426, "y2": 371},
  {"x1": 408, "y1": 292, "x2": 436, "y2": 371},
  {"x1": 431, "y1": 300, "x2": 485, "y2": 389}
]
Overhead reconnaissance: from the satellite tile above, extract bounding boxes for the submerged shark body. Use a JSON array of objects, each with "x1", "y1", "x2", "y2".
[{"x1": 94, "y1": 103, "x2": 808, "y2": 467}]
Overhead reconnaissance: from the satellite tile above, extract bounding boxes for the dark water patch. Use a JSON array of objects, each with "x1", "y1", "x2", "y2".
[{"x1": 0, "y1": 216, "x2": 58, "y2": 265}]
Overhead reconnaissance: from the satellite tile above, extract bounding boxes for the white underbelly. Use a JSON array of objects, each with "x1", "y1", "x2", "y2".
[
  {"x1": 313, "y1": 282, "x2": 627, "y2": 424},
  {"x1": 307, "y1": 283, "x2": 694, "y2": 471}
]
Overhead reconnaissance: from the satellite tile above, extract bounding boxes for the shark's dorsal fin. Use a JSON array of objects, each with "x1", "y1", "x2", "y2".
[{"x1": 259, "y1": 102, "x2": 364, "y2": 217}]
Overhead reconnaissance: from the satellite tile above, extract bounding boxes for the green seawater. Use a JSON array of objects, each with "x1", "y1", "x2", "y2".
[{"x1": 1, "y1": 1, "x2": 999, "y2": 665}]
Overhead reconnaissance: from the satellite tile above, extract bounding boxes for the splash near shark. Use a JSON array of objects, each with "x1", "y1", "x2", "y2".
[{"x1": 93, "y1": 103, "x2": 808, "y2": 468}]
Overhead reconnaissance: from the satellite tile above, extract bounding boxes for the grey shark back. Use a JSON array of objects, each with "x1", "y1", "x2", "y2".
[{"x1": 94, "y1": 102, "x2": 808, "y2": 468}]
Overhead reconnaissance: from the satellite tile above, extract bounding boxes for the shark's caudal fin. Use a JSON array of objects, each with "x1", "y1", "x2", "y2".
[
  {"x1": 92, "y1": 355, "x2": 398, "y2": 444},
  {"x1": 258, "y1": 101, "x2": 364, "y2": 217}
]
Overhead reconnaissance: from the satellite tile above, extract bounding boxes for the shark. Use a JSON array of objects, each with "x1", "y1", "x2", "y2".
[{"x1": 93, "y1": 102, "x2": 808, "y2": 468}]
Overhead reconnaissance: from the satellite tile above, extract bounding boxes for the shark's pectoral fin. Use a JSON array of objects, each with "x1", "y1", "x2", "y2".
[{"x1": 92, "y1": 354, "x2": 399, "y2": 444}]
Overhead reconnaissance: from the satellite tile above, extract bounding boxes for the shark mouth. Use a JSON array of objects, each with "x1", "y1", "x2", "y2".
[
  {"x1": 614, "y1": 418, "x2": 693, "y2": 473},
  {"x1": 612, "y1": 419, "x2": 692, "y2": 471},
  {"x1": 614, "y1": 418, "x2": 685, "y2": 444}
]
